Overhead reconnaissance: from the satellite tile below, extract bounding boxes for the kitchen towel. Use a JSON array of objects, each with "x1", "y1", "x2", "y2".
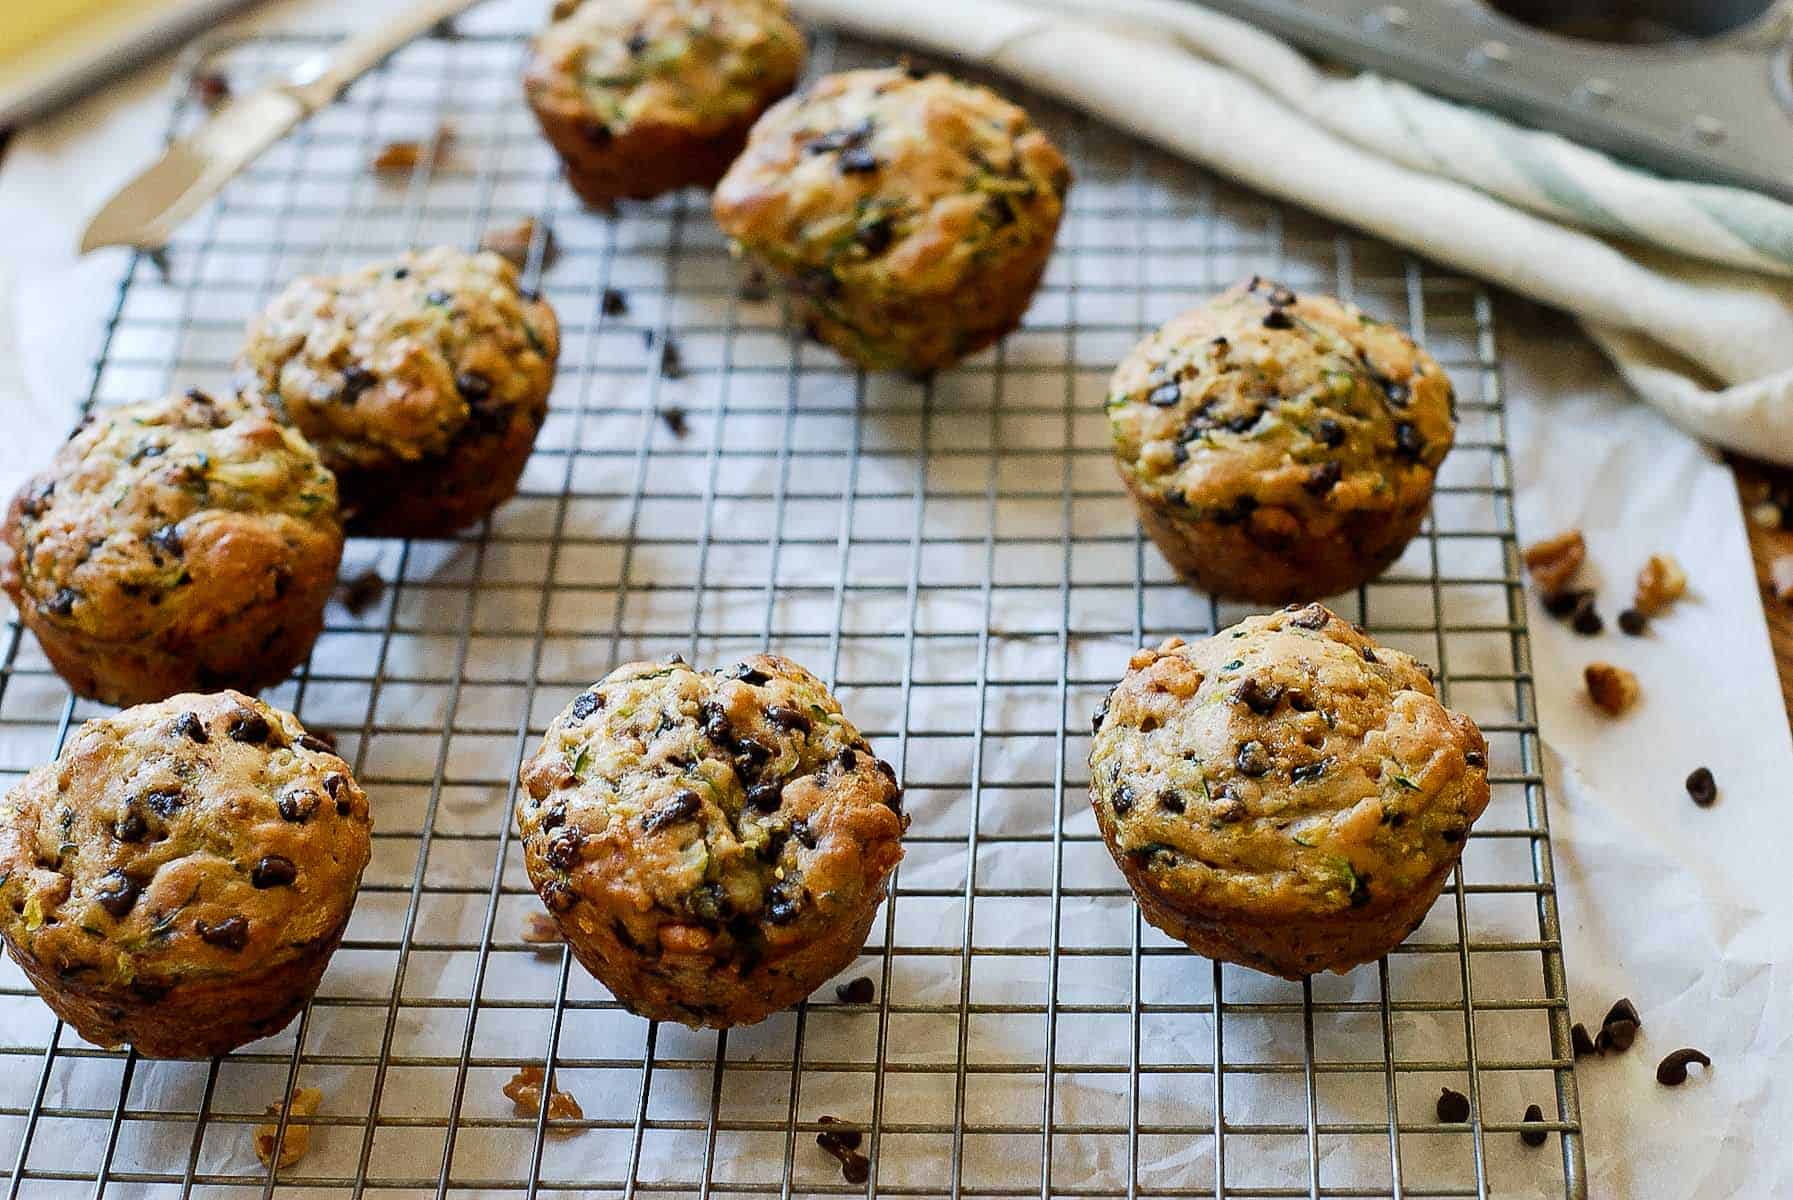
[{"x1": 793, "y1": 0, "x2": 1793, "y2": 464}]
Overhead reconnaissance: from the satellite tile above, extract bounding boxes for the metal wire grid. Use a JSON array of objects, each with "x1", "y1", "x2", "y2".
[{"x1": 0, "y1": 16, "x2": 1585, "y2": 1200}]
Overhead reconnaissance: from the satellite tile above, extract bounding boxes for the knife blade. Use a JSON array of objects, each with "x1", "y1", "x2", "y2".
[{"x1": 80, "y1": 0, "x2": 482, "y2": 254}]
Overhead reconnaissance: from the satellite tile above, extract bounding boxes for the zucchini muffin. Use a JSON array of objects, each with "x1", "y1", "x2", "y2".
[
  {"x1": 516, "y1": 654, "x2": 906, "y2": 1027},
  {"x1": 1089, "y1": 604, "x2": 1489, "y2": 978},
  {"x1": 1, "y1": 389, "x2": 342, "y2": 707},
  {"x1": 0, "y1": 692, "x2": 371, "y2": 1057},
  {"x1": 712, "y1": 65, "x2": 1070, "y2": 372},
  {"x1": 236, "y1": 247, "x2": 560, "y2": 538},
  {"x1": 525, "y1": 0, "x2": 805, "y2": 206},
  {"x1": 1107, "y1": 279, "x2": 1456, "y2": 602}
]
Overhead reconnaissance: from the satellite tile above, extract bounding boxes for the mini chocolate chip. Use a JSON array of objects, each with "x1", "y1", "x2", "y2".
[
  {"x1": 838, "y1": 147, "x2": 879, "y2": 174},
  {"x1": 542, "y1": 880, "x2": 578, "y2": 912},
  {"x1": 642, "y1": 790, "x2": 702, "y2": 833},
  {"x1": 1570, "y1": 595, "x2": 1604, "y2": 636},
  {"x1": 45, "y1": 588, "x2": 77, "y2": 617},
  {"x1": 1464, "y1": 749, "x2": 1486, "y2": 768},
  {"x1": 1543, "y1": 588, "x2": 1590, "y2": 618},
  {"x1": 251, "y1": 855, "x2": 298, "y2": 888},
  {"x1": 1289, "y1": 604, "x2": 1330, "y2": 630},
  {"x1": 1224, "y1": 410, "x2": 1262, "y2": 434},
  {"x1": 746, "y1": 782, "x2": 784, "y2": 812},
  {"x1": 228, "y1": 711, "x2": 271, "y2": 744},
  {"x1": 1231, "y1": 676, "x2": 1283, "y2": 715},
  {"x1": 1314, "y1": 417, "x2": 1345, "y2": 447},
  {"x1": 1091, "y1": 693, "x2": 1111, "y2": 733},
  {"x1": 456, "y1": 371, "x2": 491, "y2": 402},
  {"x1": 114, "y1": 812, "x2": 149, "y2": 843},
  {"x1": 1267, "y1": 284, "x2": 1297, "y2": 308},
  {"x1": 198, "y1": 916, "x2": 249, "y2": 950},
  {"x1": 855, "y1": 218, "x2": 894, "y2": 254},
  {"x1": 1685, "y1": 766, "x2": 1717, "y2": 807},
  {"x1": 1235, "y1": 740, "x2": 1272, "y2": 777},
  {"x1": 766, "y1": 706, "x2": 812, "y2": 734},
  {"x1": 626, "y1": 29, "x2": 649, "y2": 54},
  {"x1": 1519, "y1": 1104, "x2": 1548, "y2": 1146},
  {"x1": 171, "y1": 711, "x2": 208, "y2": 743},
  {"x1": 792, "y1": 818, "x2": 817, "y2": 849},
  {"x1": 95, "y1": 871, "x2": 140, "y2": 917},
  {"x1": 1618, "y1": 608, "x2": 1648, "y2": 636},
  {"x1": 392, "y1": 266, "x2": 410, "y2": 279},
  {"x1": 875, "y1": 758, "x2": 899, "y2": 784},
  {"x1": 144, "y1": 787, "x2": 183, "y2": 818},
  {"x1": 835, "y1": 976, "x2": 875, "y2": 1004},
  {"x1": 1571, "y1": 1022, "x2": 1596, "y2": 1057},
  {"x1": 1435, "y1": 1087, "x2": 1471, "y2": 1124},
  {"x1": 1159, "y1": 790, "x2": 1185, "y2": 814},
  {"x1": 835, "y1": 747, "x2": 857, "y2": 772},
  {"x1": 1360, "y1": 645, "x2": 1379, "y2": 663},
  {"x1": 601, "y1": 288, "x2": 629, "y2": 316},
  {"x1": 297, "y1": 733, "x2": 334, "y2": 754},
  {"x1": 768, "y1": 895, "x2": 800, "y2": 924},
  {"x1": 147, "y1": 523, "x2": 184, "y2": 558},
  {"x1": 1394, "y1": 422, "x2": 1424, "y2": 460},
  {"x1": 1147, "y1": 383, "x2": 1181, "y2": 407},
  {"x1": 1656, "y1": 1048, "x2": 1711, "y2": 1086},
  {"x1": 278, "y1": 786, "x2": 320, "y2": 823},
  {"x1": 339, "y1": 364, "x2": 376, "y2": 402},
  {"x1": 570, "y1": 691, "x2": 602, "y2": 720},
  {"x1": 1111, "y1": 783, "x2": 1135, "y2": 815},
  {"x1": 426, "y1": 289, "x2": 452, "y2": 306},
  {"x1": 1262, "y1": 308, "x2": 1294, "y2": 330},
  {"x1": 1291, "y1": 760, "x2": 1328, "y2": 784},
  {"x1": 1304, "y1": 461, "x2": 1342, "y2": 495},
  {"x1": 731, "y1": 663, "x2": 772, "y2": 685},
  {"x1": 544, "y1": 827, "x2": 584, "y2": 869},
  {"x1": 1378, "y1": 375, "x2": 1411, "y2": 407}
]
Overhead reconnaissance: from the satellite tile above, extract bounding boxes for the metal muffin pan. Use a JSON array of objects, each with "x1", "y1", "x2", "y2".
[{"x1": 1191, "y1": 0, "x2": 1793, "y2": 201}]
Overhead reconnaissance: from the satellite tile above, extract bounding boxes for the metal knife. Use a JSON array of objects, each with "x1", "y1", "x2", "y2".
[{"x1": 80, "y1": 0, "x2": 483, "y2": 254}]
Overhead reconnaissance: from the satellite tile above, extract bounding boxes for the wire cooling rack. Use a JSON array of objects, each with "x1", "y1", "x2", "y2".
[{"x1": 0, "y1": 10, "x2": 1586, "y2": 1200}]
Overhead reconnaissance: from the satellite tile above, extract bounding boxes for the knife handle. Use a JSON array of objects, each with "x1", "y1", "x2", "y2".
[{"x1": 284, "y1": 0, "x2": 484, "y2": 110}]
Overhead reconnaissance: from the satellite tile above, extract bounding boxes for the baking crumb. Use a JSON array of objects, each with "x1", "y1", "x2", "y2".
[
  {"x1": 1770, "y1": 554, "x2": 1793, "y2": 603},
  {"x1": 738, "y1": 268, "x2": 771, "y2": 302},
  {"x1": 1750, "y1": 500, "x2": 1785, "y2": 530},
  {"x1": 522, "y1": 910, "x2": 563, "y2": 948},
  {"x1": 373, "y1": 124, "x2": 454, "y2": 175},
  {"x1": 602, "y1": 288, "x2": 629, "y2": 316},
  {"x1": 1584, "y1": 662, "x2": 1639, "y2": 716},
  {"x1": 336, "y1": 568, "x2": 386, "y2": 616},
  {"x1": 503, "y1": 1064, "x2": 583, "y2": 1129},
  {"x1": 254, "y1": 1086, "x2": 322, "y2": 1169},
  {"x1": 658, "y1": 406, "x2": 689, "y2": 438},
  {"x1": 1522, "y1": 529, "x2": 1585, "y2": 598},
  {"x1": 192, "y1": 71, "x2": 231, "y2": 111},
  {"x1": 1633, "y1": 554, "x2": 1686, "y2": 616},
  {"x1": 481, "y1": 217, "x2": 557, "y2": 272}
]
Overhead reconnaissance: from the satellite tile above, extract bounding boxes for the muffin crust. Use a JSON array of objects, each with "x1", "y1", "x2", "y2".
[
  {"x1": 0, "y1": 692, "x2": 371, "y2": 1057},
  {"x1": 517, "y1": 654, "x2": 905, "y2": 1027},
  {"x1": 1, "y1": 389, "x2": 342, "y2": 706},
  {"x1": 1107, "y1": 280, "x2": 1456, "y2": 602},
  {"x1": 713, "y1": 66, "x2": 1070, "y2": 371},
  {"x1": 237, "y1": 247, "x2": 559, "y2": 537},
  {"x1": 1089, "y1": 604, "x2": 1489, "y2": 978},
  {"x1": 525, "y1": 0, "x2": 805, "y2": 205}
]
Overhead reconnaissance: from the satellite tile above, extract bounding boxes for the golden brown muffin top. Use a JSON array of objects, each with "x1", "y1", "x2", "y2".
[
  {"x1": 1089, "y1": 604, "x2": 1488, "y2": 920},
  {"x1": 236, "y1": 248, "x2": 559, "y2": 470},
  {"x1": 527, "y1": 0, "x2": 804, "y2": 139},
  {"x1": 1, "y1": 389, "x2": 340, "y2": 648},
  {"x1": 1107, "y1": 280, "x2": 1455, "y2": 523},
  {"x1": 517, "y1": 654, "x2": 906, "y2": 969},
  {"x1": 712, "y1": 66, "x2": 1071, "y2": 299},
  {"x1": 0, "y1": 692, "x2": 371, "y2": 994}
]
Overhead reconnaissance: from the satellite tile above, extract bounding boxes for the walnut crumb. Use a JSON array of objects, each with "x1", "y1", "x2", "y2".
[
  {"x1": 504, "y1": 1064, "x2": 583, "y2": 1129},
  {"x1": 522, "y1": 910, "x2": 564, "y2": 948},
  {"x1": 1522, "y1": 529, "x2": 1585, "y2": 597},
  {"x1": 481, "y1": 217, "x2": 558, "y2": 272},
  {"x1": 1633, "y1": 554, "x2": 1686, "y2": 616},
  {"x1": 1584, "y1": 662, "x2": 1639, "y2": 716},
  {"x1": 373, "y1": 123, "x2": 455, "y2": 175},
  {"x1": 1770, "y1": 554, "x2": 1793, "y2": 604},
  {"x1": 254, "y1": 1086, "x2": 322, "y2": 1169}
]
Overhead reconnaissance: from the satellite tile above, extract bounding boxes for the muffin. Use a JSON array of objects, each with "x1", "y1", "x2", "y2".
[
  {"x1": 713, "y1": 65, "x2": 1070, "y2": 372},
  {"x1": 1, "y1": 389, "x2": 343, "y2": 707},
  {"x1": 524, "y1": 0, "x2": 805, "y2": 205},
  {"x1": 516, "y1": 654, "x2": 906, "y2": 1027},
  {"x1": 1089, "y1": 604, "x2": 1489, "y2": 978},
  {"x1": 236, "y1": 247, "x2": 560, "y2": 538},
  {"x1": 0, "y1": 692, "x2": 371, "y2": 1057},
  {"x1": 1106, "y1": 279, "x2": 1456, "y2": 603}
]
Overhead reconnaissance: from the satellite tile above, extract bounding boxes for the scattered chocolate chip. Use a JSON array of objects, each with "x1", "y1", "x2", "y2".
[
  {"x1": 1685, "y1": 766, "x2": 1717, "y2": 807},
  {"x1": 840, "y1": 1151, "x2": 870, "y2": 1184},
  {"x1": 1571, "y1": 1022, "x2": 1596, "y2": 1057},
  {"x1": 1435, "y1": 1087, "x2": 1471, "y2": 1124},
  {"x1": 229, "y1": 711, "x2": 271, "y2": 744},
  {"x1": 1656, "y1": 1048, "x2": 1711, "y2": 1086},
  {"x1": 252, "y1": 855, "x2": 298, "y2": 888},
  {"x1": 278, "y1": 786, "x2": 321, "y2": 823},
  {"x1": 1304, "y1": 461, "x2": 1342, "y2": 495},
  {"x1": 1603, "y1": 997, "x2": 1641, "y2": 1031},
  {"x1": 191, "y1": 71, "x2": 231, "y2": 110},
  {"x1": 570, "y1": 691, "x2": 603, "y2": 720},
  {"x1": 657, "y1": 337, "x2": 685, "y2": 380},
  {"x1": 1147, "y1": 383, "x2": 1181, "y2": 407},
  {"x1": 659, "y1": 406, "x2": 689, "y2": 437},
  {"x1": 1235, "y1": 740, "x2": 1272, "y2": 777},
  {"x1": 337, "y1": 569, "x2": 386, "y2": 616},
  {"x1": 729, "y1": 663, "x2": 772, "y2": 686},
  {"x1": 1519, "y1": 1103, "x2": 1548, "y2": 1146},
  {"x1": 1617, "y1": 608, "x2": 1648, "y2": 636},
  {"x1": 835, "y1": 976, "x2": 875, "y2": 1004},
  {"x1": 1267, "y1": 284, "x2": 1297, "y2": 308},
  {"x1": 1570, "y1": 594, "x2": 1604, "y2": 636},
  {"x1": 1600, "y1": 1018, "x2": 1639, "y2": 1054},
  {"x1": 602, "y1": 288, "x2": 629, "y2": 317},
  {"x1": 198, "y1": 916, "x2": 250, "y2": 950},
  {"x1": 1360, "y1": 645, "x2": 1379, "y2": 663},
  {"x1": 1542, "y1": 588, "x2": 1588, "y2": 618},
  {"x1": 95, "y1": 871, "x2": 141, "y2": 917},
  {"x1": 642, "y1": 790, "x2": 702, "y2": 833},
  {"x1": 171, "y1": 711, "x2": 208, "y2": 743},
  {"x1": 838, "y1": 147, "x2": 879, "y2": 174}
]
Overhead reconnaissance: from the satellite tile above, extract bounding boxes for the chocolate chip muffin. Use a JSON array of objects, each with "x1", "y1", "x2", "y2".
[
  {"x1": 516, "y1": 654, "x2": 906, "y2": 1027},
  {"x1": 1106, "y1": 279, "x2": 1456, "y2": 602},
  {"x1": 713, "y1": 66, "x2": 1070, "y2": 372},
  {"x1": 237, "y1": 247, "x2": 560, "y2": 538},
  {"x1": 1, "y1": 389, "x2": 342, "y2": 707},
  {"x1": 525, "y1": 0, "x2": 804, "y2": 206},
  {"x1": 1089, "y1": 604, "x2": 1489, "y2": 979},
  {"x1": 0, "y1": 692, "x2": 371, "y2": 1057}
]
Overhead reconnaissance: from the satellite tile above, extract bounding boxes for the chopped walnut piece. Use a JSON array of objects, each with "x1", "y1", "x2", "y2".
[
  {"x1": 522, "y1": 910, "x2": 564, "y2": 949},
  {"x1": 1522, "y1": 529, "x2": 1585, "y2": 598},
  {"x1": 373, "y1": 123, "x2": 455, "y2": 175},
  {"x1": 1633, "y1": 554, "x2": 1687, "y2": 616},
  {"x1": 1584, "y1": 662, "x2": 1640, "y2": 716},
  {"x1": 480, "y1": 217, "x2": 558, "y2": 272},
  {"x1": 254, "y1": 1086, "x2": 322, "y2": 1169},
  {"x1": 1770, "y1": 554, "x2": 1793, "y2": 604},
  {"x1": 504, "y1": 1064, "x2": 583, "y2": 1130}
]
